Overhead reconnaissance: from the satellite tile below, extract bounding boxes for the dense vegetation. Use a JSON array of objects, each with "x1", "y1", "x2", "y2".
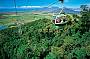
[{"x1": 0, "y1": 5, "x2": 90, "y2": 59}]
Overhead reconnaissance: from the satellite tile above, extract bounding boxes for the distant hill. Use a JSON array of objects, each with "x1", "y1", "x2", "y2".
[
  {"x1": 0, "y1": 7, "x2": 80, "y2": 14},
  {"x1": 50, "y1": 7, "x2": 80, "y2": 14}
]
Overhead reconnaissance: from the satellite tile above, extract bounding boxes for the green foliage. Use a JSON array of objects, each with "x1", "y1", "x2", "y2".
[
  {"x1": 80, "y1": 5, "x2": 90, "y2": 33},
  {"x1": 0, "y1": 5, "x2": 90, "y2": 59}
]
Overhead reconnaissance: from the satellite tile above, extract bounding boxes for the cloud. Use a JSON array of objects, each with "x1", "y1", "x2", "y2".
[
  {"x1": 0, "y1": 6, "x2": 44, "y2": 9},
  {"x1": 74, "y1": 9, "x2": 81, "y2": 11},
  {"x1": 18, "y1": 6, "x2": 43, "y2": 8}
]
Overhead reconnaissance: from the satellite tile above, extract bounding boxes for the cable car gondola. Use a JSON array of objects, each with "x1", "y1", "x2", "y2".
[
  {"x1": 52, "y1": 13, "x2": 68, "y2": 26},
  {"x1": 52, "y1": 0, "x2": 68, "y2": 26}
]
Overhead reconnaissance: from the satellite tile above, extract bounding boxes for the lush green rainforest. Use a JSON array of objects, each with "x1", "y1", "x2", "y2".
[{"x1": 0, "y1": 5, "x2": 90, "y2": 59}]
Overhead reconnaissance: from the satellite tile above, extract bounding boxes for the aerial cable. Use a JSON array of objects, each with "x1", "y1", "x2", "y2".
[
  {"x1": 46, "y1": 0, "x2": 64, "y2": 16},
  {"x1": 47, "y1": 0, "x2": 64, "y2": 7},
  {"x1": 26, "y1": 0, "x2": 30, "y2": 11},
  {"x1": 59, "y1": 1, "x2": 64, "y2": 14},
  {"x1": 47, "y1": 1, "x2": 59, "y2": 8},
  {"x1": 55, "y1": 0, "x2": 64, "y2": 14},
  {"x1": 13, "y1": 0, "x2": 23, "y2": 35},
  {"x1": 13, "y1": 0, "x2": 17, "y2": 15}
]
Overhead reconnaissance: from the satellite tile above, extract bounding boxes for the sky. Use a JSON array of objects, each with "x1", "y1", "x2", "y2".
[{"x1": 0, "y1": 0, "x2": 90, "y2": 8}]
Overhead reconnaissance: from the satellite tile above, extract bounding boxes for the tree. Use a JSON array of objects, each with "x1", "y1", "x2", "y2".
[{"x1": 80, "y1": 5, "x2": 90, "y2": 32}]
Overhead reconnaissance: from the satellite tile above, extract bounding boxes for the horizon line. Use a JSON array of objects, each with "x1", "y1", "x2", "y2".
[{"x1": 0, "y1": 6, "x2": 81, "y2": 9}]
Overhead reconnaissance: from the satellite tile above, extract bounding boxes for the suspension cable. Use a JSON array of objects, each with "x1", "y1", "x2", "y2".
[
  {"x1": 13, "y1": 0, "x2": 17, "y2": 15},
  {"x1": 47, "y1": 1, "x2": 59, "y2": 7}
]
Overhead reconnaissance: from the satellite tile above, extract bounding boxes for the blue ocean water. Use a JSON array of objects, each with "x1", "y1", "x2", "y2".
[{"x1": 0, "y1": 25, "x2": 7, "y2": 30}]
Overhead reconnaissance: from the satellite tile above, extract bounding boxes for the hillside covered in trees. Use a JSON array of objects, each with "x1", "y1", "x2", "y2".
[{"x1": 0, "y1": 5, "x2": 90, "y2": 59}]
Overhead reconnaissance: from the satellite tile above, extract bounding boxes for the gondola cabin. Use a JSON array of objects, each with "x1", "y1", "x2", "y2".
[{"x1": 52, "y1": 14, "x2": 68, "y2": 26}]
